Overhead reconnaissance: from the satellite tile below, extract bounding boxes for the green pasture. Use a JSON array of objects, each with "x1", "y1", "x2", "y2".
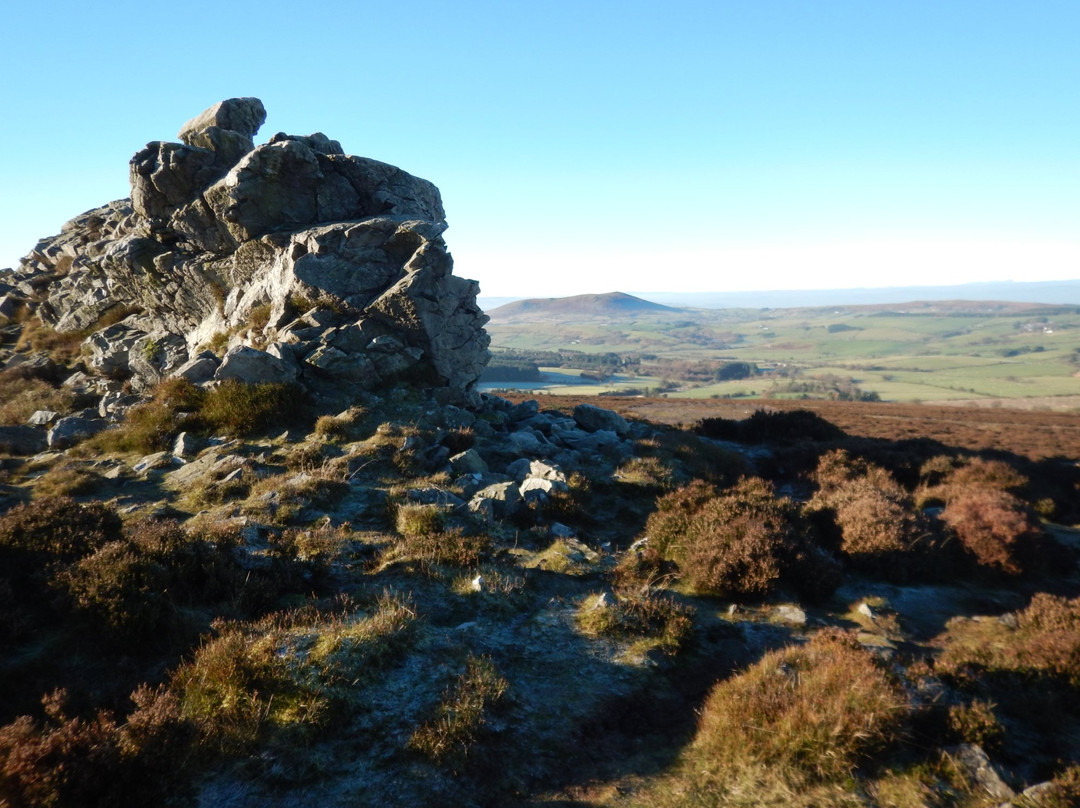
[{"x1": 484, "y1": 304, "x2": 1080, "y2": 404}]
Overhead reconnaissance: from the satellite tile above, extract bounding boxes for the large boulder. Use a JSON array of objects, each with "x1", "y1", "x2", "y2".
[{"x1": 6, "y1": 98, "x2": 490, "y2": 406}]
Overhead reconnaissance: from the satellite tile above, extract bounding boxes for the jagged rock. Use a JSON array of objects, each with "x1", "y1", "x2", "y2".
[
  {"x1": 98, "y1": 391, "x2": 140, "y2": 420},
  {"x1": 128, "y1": 332, "x2": 190, "y2": 390},
  {"x1": 132, "y1": 451, "x2": 177, "y2": 475},
  {"x1": 5, "y1": 98, "x2": 489, "y2": 405},
  {"x1": 172, "y1": 431, "x2": 201, "y2": 458},
  {"x1": 573, "y1": 403, "x2": 630, "y2": 437},
  {"x1": 0, "y1": 294, "x2": 22, "y2": 324}
]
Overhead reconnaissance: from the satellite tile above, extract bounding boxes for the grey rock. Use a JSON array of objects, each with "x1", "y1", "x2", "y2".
[
  {"x1": 173, "y1": 431, "x2": 202, "y2": 458},
  {"x1": 946, "y1": 744, "x2": 1015, "y2": 801},
  {"x1": 47, "y1": 416, "x2": 109, "y2": 449},
  {"x1": 468, "y1": 481, "x2": 522, "y2": 521},
  {"x1": 133, "y1": 451, "x2": 176, "y2": 474},
  {"x1": 171, "y1": 351, "x2": 221, "y2": 384},
  {"x1": 12, "y1": 98, "x2": 489, "y2": 406},
  {"x1": 0, "y1": 425, "x2": 48, "y2": 454},
  {"x1": 128, "y1": 332, "x2": 189, "y2": 390},
  {"x1": 506, "y1": 430, "x2": 550, "y2": 457},
  {"x1": 27, "y1": 410, "x2": 60, "y2": 426},
  {"x1": 509, "y1": 399, "x2": 539, "y2": 422},
  {"x1": 524, "y1": 459, "x2": 567, "y2": 482},
  {"x1": 519, "y1": 476, "x2": 569, "y2": 505},
  {"x1": 0, "y1": 294, "x2": 22, "y2": 324},
  {"x1": 449, "y1": 448, "x2": 488, "y2": 475},
  {"x1": 773, "y1": 604, "x2": 807, "y2": 626},
  {"x1": 573, "y1": 403, "x2": 630, "y2": 437},
  {"x1": 216, "y1": 345, "x2": 299, "y2": 384},
  {"x1": 178, "y1": 97, "x2": 267, "y2": 144},
  {"x1": 98, "y1": 391, "x2": 140, "y2": 420}
]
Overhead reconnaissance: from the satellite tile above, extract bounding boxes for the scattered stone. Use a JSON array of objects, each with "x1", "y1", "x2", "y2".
[
  {"x1": 773, "y1": 604, "x2": 807, "y2": 626},
  {"x1": 946, "y1": 744, "x2": 1015, "y2": 801}
]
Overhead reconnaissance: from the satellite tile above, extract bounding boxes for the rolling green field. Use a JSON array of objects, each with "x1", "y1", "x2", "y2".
[{"x1": 483, "y1": 299, "x2": 1080, "y2": 408}]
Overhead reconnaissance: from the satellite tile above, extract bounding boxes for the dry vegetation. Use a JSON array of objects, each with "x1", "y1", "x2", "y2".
[{"x1": 1, "y1": 388, "x2": 1079, "y2": 808}]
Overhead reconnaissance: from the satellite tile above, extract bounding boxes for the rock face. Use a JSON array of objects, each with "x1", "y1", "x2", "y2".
[{"x1": 5, "y1": 98, "x2": 489, "y2": 404}]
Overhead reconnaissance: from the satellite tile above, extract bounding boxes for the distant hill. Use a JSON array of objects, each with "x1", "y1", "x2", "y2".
[
  {"x1": 486, "y1": 291, "x2": 679, "y2": 321},
  {"x1": 479, "y1": 280, "x2": 1080, "y2": 312}
]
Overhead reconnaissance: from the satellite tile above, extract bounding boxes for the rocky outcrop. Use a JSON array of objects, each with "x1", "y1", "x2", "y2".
[{"x1": 4, "y1": 98, "x2": 489, "y2": 405}]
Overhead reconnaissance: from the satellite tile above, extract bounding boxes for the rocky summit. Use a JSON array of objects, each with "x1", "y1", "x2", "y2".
[{"x1": 0, "y1": 97, "x2": 489, "y2": 406}]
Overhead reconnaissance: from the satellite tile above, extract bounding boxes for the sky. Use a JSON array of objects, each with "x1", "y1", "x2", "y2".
[{"x1": 1, "y1": 1, "x2": 1077, "y2": 299}]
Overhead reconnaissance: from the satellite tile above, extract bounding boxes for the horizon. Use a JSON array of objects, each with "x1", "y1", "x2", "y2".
[
  {"x1": 478, "y1": 279, "x2": 1080, "y2": 310},
  {"x1": 2, "y1": 1, "x2": 1077, "y2": 296}
]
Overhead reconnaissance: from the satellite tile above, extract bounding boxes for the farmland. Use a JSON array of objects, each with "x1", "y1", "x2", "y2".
[{"x1": 484, "y1": 295, "x2": 1080, "y2": 408}]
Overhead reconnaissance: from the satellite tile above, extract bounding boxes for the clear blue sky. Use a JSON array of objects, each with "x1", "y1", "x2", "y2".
[{"x1": 1, "y1": 1, "x2": 1077, "y2": 298}]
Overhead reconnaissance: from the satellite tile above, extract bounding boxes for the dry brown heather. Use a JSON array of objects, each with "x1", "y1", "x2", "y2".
[
  {"x1": 3, "y1": 391, "x2": 1080, "y2": 808},
  {"x1": 505, "y1": 393, "x2": 1080, "y2": 460}
]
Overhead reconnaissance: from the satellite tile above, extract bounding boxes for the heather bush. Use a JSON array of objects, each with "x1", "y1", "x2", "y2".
[
  {"x1": 642, "y1": 479, "x2": 717, "y2": 559},
  {"x1": 946, "y1": 699, "x2": 1005, "y2": 750},
  {"x1": 941, "y1": 487, "x2": 1044, "y2": 576},
  {"x1": 407, "y1": 654, "x2": 508, "y2": 771},
  {"x1": 30, "y1": 462, "x2": 103, "y2": 500},
  {"x1": 808, "y1": 450, "x2": 936, "y2": 578},
  {"x1": 381, "y1": 505, "x2": 491, "y2": 570},
  {"x1": 0, "y1": 497, "x2": 122, "y2": 565},
  {"x1": 938, "y1": 593, "x2": 1080, "y2": 686},
  {"x1": 0, "y1": 686, "x2": 192, "y2": 808},
  {"x1": 57, "y1": 519, "x2": 309, "y2": 647},
  {"x1": 199, "y1": 379, "x2": 303, "y2": 437},
  {"x1": 576, "y1": 589, "x2": 694, "y2": 657},
  {"x1": 697, "y1": 408, "x2": 844, "y2": 445},
  {"x1": 645, "y1": 478, "x2": 840, "y2": 600},
  {"x1": 692, "y1": 630, "x2": 908, "y2": 782},
  {"x1": 312, "y1": 406, "x2": 368, "y2": 443}
]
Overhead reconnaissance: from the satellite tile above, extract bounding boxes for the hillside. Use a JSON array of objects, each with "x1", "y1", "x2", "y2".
[
  {"x1": 483, "y1": 295, "x2": 1080, "y2": 408},
  {"x1": 487, "y1": 291, "x2": 679, "y2": 321},
  {"x1": 1, "y1": 388, "x2": 1080, "y2": 807}
]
